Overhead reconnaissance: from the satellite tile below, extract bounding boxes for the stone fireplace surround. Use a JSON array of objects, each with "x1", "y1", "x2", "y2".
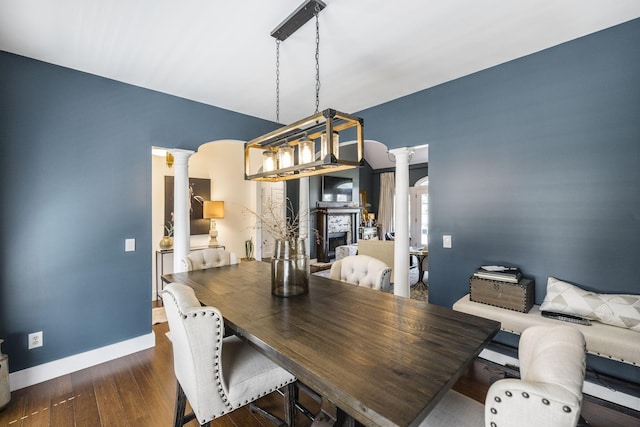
[{"x1": 316, "y1": 202, "x2": 360, "y2": 263}]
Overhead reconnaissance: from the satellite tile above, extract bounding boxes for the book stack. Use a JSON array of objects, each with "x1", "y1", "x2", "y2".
[{"x1": 473, "y1": 265, "x2": 522, "y2": 283}]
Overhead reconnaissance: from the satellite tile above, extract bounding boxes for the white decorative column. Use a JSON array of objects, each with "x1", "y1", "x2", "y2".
[
  {"x1": 171, "y1": 149, "x2": 194, "y2": 272},
  {"x1": 389, "y1": 147, "x2": 414, "y2": 298},
  {"x1": 299, "y1": 177, "x2": 311, "y2": 254}
]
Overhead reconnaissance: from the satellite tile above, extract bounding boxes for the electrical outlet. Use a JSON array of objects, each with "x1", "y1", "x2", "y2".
[
  {"x1": 443, "y1": 234, "x2": 452, "y2": 249},
  {"x1": 28, "y1": 331, "x2": 43, "y2": 349}
]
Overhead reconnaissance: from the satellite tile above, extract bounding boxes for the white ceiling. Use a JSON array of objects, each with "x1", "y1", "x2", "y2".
[{"x1": 2, "y1": 1, "x2": 639, "y2": 168}]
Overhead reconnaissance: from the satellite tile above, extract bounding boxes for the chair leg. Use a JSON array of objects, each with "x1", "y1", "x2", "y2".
[
  {"x1": 283, "y1": 383, "x2": 297, "y2": 426},
  {"x1": 174, "y1": 381, "x2": 188, "y2": 427},
  {"x1": 174, "y1": 380, "x2": 198, "y2": 427}
]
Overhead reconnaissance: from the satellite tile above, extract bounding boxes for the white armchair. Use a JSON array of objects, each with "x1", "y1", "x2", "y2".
[
  {"x1": 420, "y1": 325, "x2": 587, "y2": 427},
  {"x1": 181, "y1": 248, "x2": 238, "y2": 271},
  {"x1": 162, "y1": 283, "x2": 297, "y2": 426},
  {"x1": 329, "y1": 255, "x2": 392, "y2": 292}
]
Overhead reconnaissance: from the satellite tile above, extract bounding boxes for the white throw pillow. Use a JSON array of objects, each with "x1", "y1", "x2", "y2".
[{"x1": 540, "y1": 277, "x2": 640, "y2": 331}]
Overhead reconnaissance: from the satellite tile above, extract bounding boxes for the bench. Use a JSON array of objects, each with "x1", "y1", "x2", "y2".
[
  {"x1": 453, "y1": 294, "x2": 640, "y2": 412},
  {"x1": 453, "y1": 294, "x2": 640, "y2": 366}
]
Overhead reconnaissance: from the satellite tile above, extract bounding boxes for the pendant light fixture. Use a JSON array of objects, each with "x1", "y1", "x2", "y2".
[{"x1": 244, "y1": 0, "x2": 364, "y2": 182}]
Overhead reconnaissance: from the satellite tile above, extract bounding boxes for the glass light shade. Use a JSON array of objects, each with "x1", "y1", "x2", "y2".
[
  {"x1": 263, "y1": 150, "x2": 277, "y2": 174},
  {"x1": 278, "y1": 145, "x2": 294, "y2": 174},
  {"x1": 320, "y1": 132, "x2": 339, "y2": 161},
  {"x1": 298, "y1": 137, "x2": 315, "y2": 165}
]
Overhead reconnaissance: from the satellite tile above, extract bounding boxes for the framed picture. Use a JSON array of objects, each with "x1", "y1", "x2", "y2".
[{"x1": 164, "y1": 176, "x2": 210, "y2": 235}]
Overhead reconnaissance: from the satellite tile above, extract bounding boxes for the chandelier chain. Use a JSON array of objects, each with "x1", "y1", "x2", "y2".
[
  {"x1": 314, "y1": 3, "x2": 321, "y2": 114},
  {"x1": 275, "y1": 39, "x2": 281, "y2": 123}
]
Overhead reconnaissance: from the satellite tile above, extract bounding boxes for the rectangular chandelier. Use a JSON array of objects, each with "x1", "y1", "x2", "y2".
[{"x1": 244, "y1": 108, "x2": 364, "y2": 182}]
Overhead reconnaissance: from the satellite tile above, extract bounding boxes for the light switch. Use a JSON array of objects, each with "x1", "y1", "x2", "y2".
[
  {"x1": 125, "y1": 238, "x2": 136, "y2": 252},
  {"x1": 443, "y1": 235, "x2": 452, "y2": 249}
]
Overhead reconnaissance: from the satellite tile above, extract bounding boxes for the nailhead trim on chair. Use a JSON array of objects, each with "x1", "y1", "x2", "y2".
[{"x1": 492, "y1": 389, "x2": 576, "y2": 422}]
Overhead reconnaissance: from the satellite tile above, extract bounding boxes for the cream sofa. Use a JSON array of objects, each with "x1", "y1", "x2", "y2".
[{"x1": 357, "y1": 240, "x2": 419, "y2": 284}]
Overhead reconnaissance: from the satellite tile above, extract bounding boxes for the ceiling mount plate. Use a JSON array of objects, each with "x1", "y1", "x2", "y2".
[{"x1": 271, "y1": 0, "x2": 327, "y2": 42}]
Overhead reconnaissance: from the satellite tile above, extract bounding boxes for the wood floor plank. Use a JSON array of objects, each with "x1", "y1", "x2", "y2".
[
  {"x1": 70, "y1": 367, "x2": 102, "y2": 427},
  {"x1": 107, "y1": 355, "x2": 150, "y2": 425},
  {"x1": 91, "y1": 359, "x2": 129, "y2": 427},
  {"x1": 21, "y1": 377, "x2": 55, "y2": 427},
  {"x1": 128, "y1": 350, "x2": 175, "y2": 425},
  {"x1": 0, "y1": 387, "x2": 26, "y2": 426},
  {"x1": 48, "y1": 375, "x2": 75, "y2": 427}
]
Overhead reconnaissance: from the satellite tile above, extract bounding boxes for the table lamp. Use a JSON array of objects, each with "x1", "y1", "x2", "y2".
[{"x1": 203, "y1": 201, "x2": 224, "y2": 246}]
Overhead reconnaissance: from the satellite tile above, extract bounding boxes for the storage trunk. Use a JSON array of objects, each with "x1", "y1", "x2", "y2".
[{"x1": 469, "y1": 277, "x2": 534, "y2": 313}]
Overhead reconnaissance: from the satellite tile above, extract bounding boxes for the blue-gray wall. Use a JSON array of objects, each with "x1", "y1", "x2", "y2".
[
  {"x1": 0, "y1": 52, "x2": 277, "y2": 371},
  {"x1": 359, "y1": 19, "x2": 640, "y2": 382}
]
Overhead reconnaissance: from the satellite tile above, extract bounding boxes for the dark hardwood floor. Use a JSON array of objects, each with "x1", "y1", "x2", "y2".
[{"x1": 1, "y1": 318, "x2": 638, "y2": 426}]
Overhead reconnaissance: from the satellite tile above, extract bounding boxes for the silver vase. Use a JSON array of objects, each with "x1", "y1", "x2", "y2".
[{"x1": 271, "y1": 238, "x2": 309, "y2": 297}]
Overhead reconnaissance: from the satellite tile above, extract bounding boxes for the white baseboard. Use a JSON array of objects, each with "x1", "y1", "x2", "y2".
[
  {"x1": 479, "y1": 348, "x2": 640, "y2": 412},
  {"x1": 9, "y1": 332, "x2": 155, "y2": 391}
]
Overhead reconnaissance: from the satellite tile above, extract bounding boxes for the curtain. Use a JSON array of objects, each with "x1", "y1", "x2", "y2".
[{"x1": 378, "y1": 172, "x2": 395, "y2": 238}]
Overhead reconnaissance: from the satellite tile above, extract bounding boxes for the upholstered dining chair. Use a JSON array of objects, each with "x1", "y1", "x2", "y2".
[
  {"x1": 329, "y1": 254, "x2": 392, "y2": 292},
  {"x1": 419, "y1": 325, "x2": 587, "y2": 427},
  {"x1": 181, "y1": 248, "x2": 238, "y2": 271},
  {"x1": 162, "y1": 283, "x2": 297, "y2": 427}
]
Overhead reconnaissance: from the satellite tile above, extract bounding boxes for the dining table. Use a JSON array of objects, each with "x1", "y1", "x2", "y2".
[{"x1": 162, "y1": 260, "x2": 500, "y2": 427}]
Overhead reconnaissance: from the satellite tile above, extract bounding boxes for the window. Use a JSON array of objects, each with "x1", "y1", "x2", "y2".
[{"x1": 409, "y1": 177, "x2": 428, "y2": 247}]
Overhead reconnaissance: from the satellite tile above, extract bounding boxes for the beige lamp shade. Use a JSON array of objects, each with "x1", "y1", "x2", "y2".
[{"x1": 204, "y1": 201, "x2": 225, "y2": 219}]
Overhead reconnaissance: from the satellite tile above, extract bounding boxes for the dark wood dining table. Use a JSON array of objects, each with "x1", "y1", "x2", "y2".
[{"x1": 163, "y1": 261, "x2": 500, "y2": 427}]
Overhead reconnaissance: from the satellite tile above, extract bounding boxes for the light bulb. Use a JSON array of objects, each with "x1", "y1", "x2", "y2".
[
  {"x1": 320, "y1": 132, "x2": 339, "y2": 162},
  {"x1": 298, "y1": 137, "x2": 315, "y2": 165},
  {"x1": 278, "y1": 144, "x2": 294, "y2": 175}
]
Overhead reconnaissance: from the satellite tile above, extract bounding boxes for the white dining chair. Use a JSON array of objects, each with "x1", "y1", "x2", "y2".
[
  {"x1": 162, "y1": 282, "x2": 297, "y2": 426},
  {"x1": 181, "y1": 248, "x2": 238, "y2": 271},
  {"x1": 329, "y1": 255, "x2": 392, "y2": 292},
  {"x1": 420, "y1": 325, "x2": 587, "y2": 427}
]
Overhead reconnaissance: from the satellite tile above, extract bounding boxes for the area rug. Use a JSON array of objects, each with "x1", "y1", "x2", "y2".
[
  {"x1": 152, "y1": 307, "x2": 167, "y2": 325},
  {"x1": 410, "y1": 287, "x2": 429, "y2": 302}
]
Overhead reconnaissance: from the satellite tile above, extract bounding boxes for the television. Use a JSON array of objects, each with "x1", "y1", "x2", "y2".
[{"x1": 322, "y1": 176, "x2": 353, "y2": 202}]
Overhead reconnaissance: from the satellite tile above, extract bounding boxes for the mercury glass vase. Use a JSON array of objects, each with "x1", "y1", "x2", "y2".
[{"x1": 271, "y1": 238, "x2": 309, "y2": 297}]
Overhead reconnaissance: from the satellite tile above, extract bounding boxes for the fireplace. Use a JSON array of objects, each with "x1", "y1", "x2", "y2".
[
  {"x1": 316, "y1": 202, "x2": 360, "y2": 262},
  {"x1": 327, "y1": 232, "x2": 348, "y2": 259}
]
